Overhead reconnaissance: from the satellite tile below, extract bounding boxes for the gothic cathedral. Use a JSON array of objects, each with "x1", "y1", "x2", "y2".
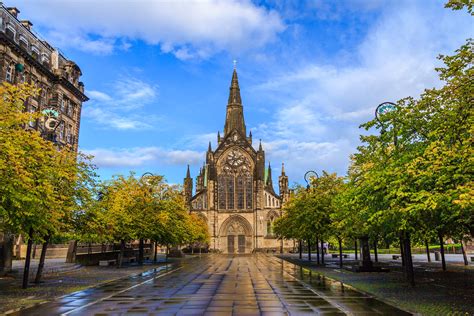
[{"x1": 184, "y1": 69, "x2": 292, "y2": 254}]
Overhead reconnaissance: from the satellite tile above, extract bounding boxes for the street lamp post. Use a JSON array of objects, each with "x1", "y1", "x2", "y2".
[
  {"x1": 353, "y1": 102, "x2": 399, "y2": 273},
  {"x1": 138, "y1": 172, "x2": 155, "y2": 265},
  {"x1": 376, "y1": 102, "x2": 415, "y2": 284},
  {"x1": 304, "y1": 170, "x2": 320, "y2": 263}
]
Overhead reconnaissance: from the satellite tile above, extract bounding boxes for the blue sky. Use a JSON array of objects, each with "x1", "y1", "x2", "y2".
[{"x1": 11, "y1": 0, "x2": 472, "y2": 187}]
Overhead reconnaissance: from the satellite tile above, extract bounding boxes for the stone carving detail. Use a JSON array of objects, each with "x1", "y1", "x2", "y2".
[{"x1": 227, "y1": 222, "x2": 245, "y2": 235}]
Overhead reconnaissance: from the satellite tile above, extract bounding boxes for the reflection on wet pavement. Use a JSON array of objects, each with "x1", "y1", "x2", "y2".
[{"x1": 16, "y1": 254, "x2": 411, "y2": 315}]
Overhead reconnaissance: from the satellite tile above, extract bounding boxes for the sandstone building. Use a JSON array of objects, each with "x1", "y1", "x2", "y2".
[
  {"x1": 0, "y1": 5, "x2": 88, "y2": 150},
  {"x1": 184, "y1": 69, "x2": 292, "y2": 254}
]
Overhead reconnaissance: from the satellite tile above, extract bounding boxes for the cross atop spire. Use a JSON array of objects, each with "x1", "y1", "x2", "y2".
[{"x1": 224, "y1": 68, "x2": 246, "y2": 137}]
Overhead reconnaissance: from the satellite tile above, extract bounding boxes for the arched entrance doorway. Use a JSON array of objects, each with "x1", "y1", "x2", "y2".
[{"x1": 219, "y1": 215, "x2": 253, "y2": 254}]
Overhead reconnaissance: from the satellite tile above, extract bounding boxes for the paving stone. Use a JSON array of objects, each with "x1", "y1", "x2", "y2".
[{"x1": 17, "y1": 254, "x2": 411, "y2": 315}]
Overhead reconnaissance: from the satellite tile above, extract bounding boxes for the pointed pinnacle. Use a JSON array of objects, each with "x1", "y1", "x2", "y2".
[
  {"x1": 281, "y1": 162, "x2": 286, "y2": 175},
  {"x1": 208, "y1": 141, "x2": 212, "y2": 152},
  {"x1": 186, "y1": 164, "x2": 191, "y2": 178},
  {"x1": 259, "y1": 139, "x2": 263, "y2": 151}
]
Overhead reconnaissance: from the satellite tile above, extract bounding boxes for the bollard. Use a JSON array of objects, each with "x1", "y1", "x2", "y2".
[{"x1": 434, "y1": 251, "x2": 440, "y2": 261}]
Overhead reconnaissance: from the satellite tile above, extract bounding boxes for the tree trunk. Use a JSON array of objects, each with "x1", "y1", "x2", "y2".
[
  {"x1": 14, "y1": 235, "x2": 22, "y2": 260},
  {"x1": 1, "y1": 232, "x2": 14, "y2": 274},
  {"x1": 32, "y1": 244, "x2": 37, "y2": 259},
  {"x1": 360, "y1": 236, "x2": 372, "y2": 269},
  {"x1": 138, "y1": 238, "x2": 144, "y2": 265},
  {"x1": 461, "y1": 240, "x2": 468, "y2": 266},
  {"x1": 22, "y1": 228, "x2": 34, "y2": 289},
  {"x1": 373, "y1": 240, "x2": 378, "y2": 263},
  {"x1": 320, "y1": 240, "x2": 325, "y2": 264},
  {"x1": 403, "y1": 234, "x2": 415, "y2": 286},
  {"x1": 153, "y1": 242, "x2": 158, "y2": 263},
  {"x1": 117, "y1": 240, "x2": 125, "y2": 268},
  {"x1": 425, "y1": 240, "x2": 431, "y2": 262},
  {"x1": 438, "y1": 234, "x2": 446, "y2": 271},
  {"x1": 165, "y1": 245, "x2": 169, "y2": 262},
  {"x1": 34, "y1": 235, "x2": 50, "y2": 284},
  {"x1": 298, "y1": 240, "x2": 302, "y2": 259},
  {"x1": 399, "y1": 236, "x2": 405, "y2": 267},
  {"x1": 338, "y1": 238, "x2": 343, "y2": 268},
  {"x1": 66, "y1": 240, "x2": 77, "y2": 263},
  {"x1": 354, "y1": 240, "x2": 358, "y2": 260},
  {"x1": 316, "y1": 238, "x2": 320, "y2": 264},
  {"x1": 307, "y1": 239, "x2": 311, "y2": 261}
]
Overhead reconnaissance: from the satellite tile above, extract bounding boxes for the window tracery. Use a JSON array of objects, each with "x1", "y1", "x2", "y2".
[{"x1": 217, "y1": 149, "x2": 253, "y2": 210}]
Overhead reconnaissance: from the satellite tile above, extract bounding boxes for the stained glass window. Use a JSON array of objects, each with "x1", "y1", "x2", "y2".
[
  {"x1": 237, "y1": 176, "x2": 244, "y2": 209},
  {"x1": 246, "y1": 176, "x2": 253, "y2": 209},
  {"x1": 227, "y1": 176, "x2": 234, "y2": 209},
  {"x1": 218, "y1": 175, "x2": 226, "y2": 209}
]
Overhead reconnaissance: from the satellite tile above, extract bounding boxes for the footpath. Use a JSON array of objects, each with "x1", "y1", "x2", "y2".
[
  {"x1": 280, "y1": 253, "x2": 474, "y2": 316},
  {"x1": 0, "y1": 255, "x2": 176, "y2": 314}
]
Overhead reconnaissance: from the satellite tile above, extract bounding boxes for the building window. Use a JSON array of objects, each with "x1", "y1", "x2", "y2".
[
  {"x1": 267, "y1": 216, "x2": 275, "y2": 236},
  {"x1": 59, "y1": 123, "x2": 65, "y2": 141},
  {"x1": 227, "y1": 176, "x2": 234, "y2": 209},
  {"x1": 41, "y1": 54, "x2": 50, "y2": 67},
  {"x1": 218, "y1": 175, "x2": 227, "y2": 209},
  {"x1": 72, "y1": 103, "x2": 77, "y2": 119},
  {"x1": 28, "y1": 105, "x2": 37, "y2": 127},
  {"x1": 60, "y1": 97, "x2": 68, "y2": 113},
  {"x1": 20, "y1": 71, "x2": 27, "y2": 83},
  {"x1": 236, "y1": 176, "x2": 244, "y2": 209},
  {"x1": 67, "y1": 102, "x2": 74, "y2": 117},
  {"x1": 218, "y1": 174, "x2": 253, "y2": 210},
  {"x1": 245, "y1": 176, "x2": 252, "y2": 209},
  {"x1": 6, "y1": 25, "x2": 15, "y2": 40},
  {"x1": 19, "y1": 35, "x2": 28, "y2": 50},
  {"x1": 31, "y1": 46, "x2": 40, "y2": 59},
  {"x1": 66, "y1": 125, "x2": 73, "y2": 144},
  {"x1": 5, "y1": 64, "x2": 13, "y2": 82}
]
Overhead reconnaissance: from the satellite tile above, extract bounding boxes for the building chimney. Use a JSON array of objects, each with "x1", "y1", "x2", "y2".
[
  {"x1": 6, "y1": 7, "x2": 20, "y2": 18},
  {"x1": 21, "y1": 20, "x2": 33, "y2": 31}
]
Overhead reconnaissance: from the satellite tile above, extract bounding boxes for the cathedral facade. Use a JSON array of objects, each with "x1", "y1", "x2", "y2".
[{"x1": 184, "y1": 69, "x2": 292, "y2": 254}]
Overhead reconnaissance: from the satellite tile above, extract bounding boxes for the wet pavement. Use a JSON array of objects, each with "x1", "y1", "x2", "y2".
[{"x1": 15, "y1": 254, "x2": 410, "y2": 315}]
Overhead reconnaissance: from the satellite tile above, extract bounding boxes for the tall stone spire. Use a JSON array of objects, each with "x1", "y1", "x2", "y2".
[
  {"x1": 279, "y1": 162, "x2": 289, "y2": 203},
  {"x1": 266, "y1": 162, "x2": 276, "y2": 195},
  {"x1": 184, "y1": 165, "x2": 193, "y2": 207},
  {"x1": 224, "y1": 69, "x2": 246, "y2": 137}
]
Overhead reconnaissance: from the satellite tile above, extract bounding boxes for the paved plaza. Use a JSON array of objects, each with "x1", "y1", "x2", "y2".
[{"x1": 15, "y1": 254, "x2": 409, "y2": 315}]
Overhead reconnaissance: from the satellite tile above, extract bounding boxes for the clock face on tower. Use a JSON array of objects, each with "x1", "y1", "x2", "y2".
[{"x1": 227, "y1": 150, "x2": 245, "y2": 167}]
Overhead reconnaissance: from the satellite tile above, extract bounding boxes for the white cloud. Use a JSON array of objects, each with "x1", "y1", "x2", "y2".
[
  {"x1": 14, "y1": 0, "x2": 285, "y2": 59},
  {"x1": 84, "y1": 147, "x2": 203, "y2": 168},
  {"x1": 84, "y1": 76, "x2": 159, "y2": 130},
  {"x1": 251, "y1": 1, "x2": 471, "y2": 181},
  {"x1": 87, "y1": 90, "x2": 112, "y2": 102},
  {"x1": 83, "y1": 108, "x2": 153, "y2": 130}
]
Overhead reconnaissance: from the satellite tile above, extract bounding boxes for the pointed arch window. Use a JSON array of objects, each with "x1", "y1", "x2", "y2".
[
  {"x1": 267, "y1": 215, "x2": 275, "y2": 236},
  {"x1": 217, "y1": 150, "x2": 253, "y2": 210}
]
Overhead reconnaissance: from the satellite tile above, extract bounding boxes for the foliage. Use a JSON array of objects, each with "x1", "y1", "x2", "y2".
[
  {"x1": 0, "y1": 83, "x2": 97, "y2": 243},
  {"x1": 91, "y1": 172, "x2": 209, "y2": 247},
  {"x1": 274, "y1": 172, "x2": 344, "y2": 243}
]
